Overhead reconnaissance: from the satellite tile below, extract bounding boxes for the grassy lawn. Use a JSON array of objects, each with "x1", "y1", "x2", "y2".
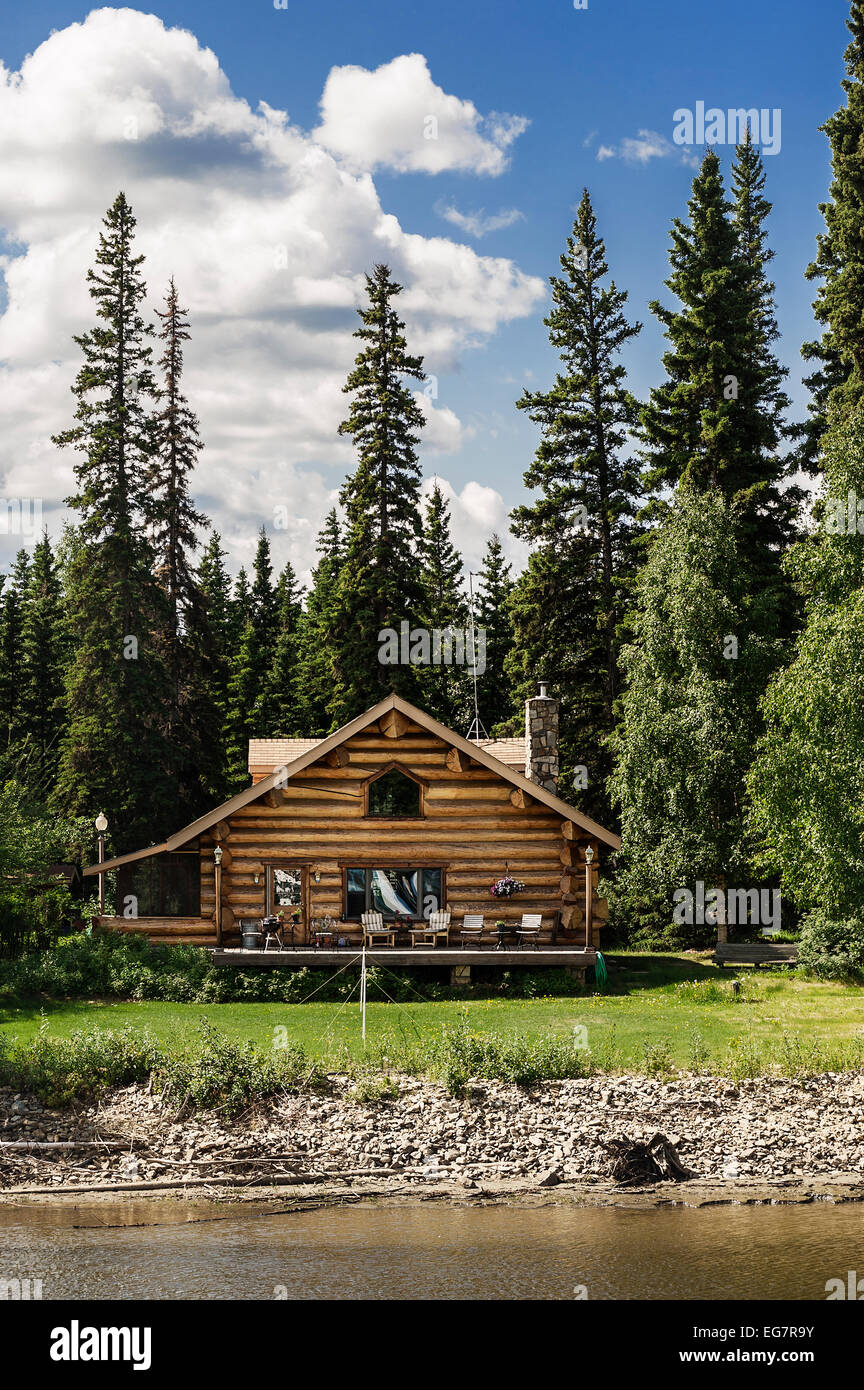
[{"x1": 2, "y1": 954, "x2": 863, "y2": 1071}]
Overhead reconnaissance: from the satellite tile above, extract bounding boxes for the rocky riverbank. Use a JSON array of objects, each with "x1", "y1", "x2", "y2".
[{"x1": 2, "y1": 1071, "x2": 864, "y2": 1199}]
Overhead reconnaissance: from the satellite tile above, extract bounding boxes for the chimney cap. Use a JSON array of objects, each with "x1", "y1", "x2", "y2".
[{"x1": 538, "y1": 681, "x2": 549, "y2": 699}]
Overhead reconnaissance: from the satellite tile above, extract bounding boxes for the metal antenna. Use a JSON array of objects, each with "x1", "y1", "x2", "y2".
[{"x1": 466, "y1": 570, "x2": 489, "y2": 743}]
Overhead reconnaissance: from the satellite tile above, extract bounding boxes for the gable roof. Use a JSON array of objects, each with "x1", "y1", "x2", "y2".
[
  {"x1": 248, "y1": 734, "x2": 527, "y2": 778},
  {"x1": 85, "y1": 693, "x2": 620, "y2": 874}
]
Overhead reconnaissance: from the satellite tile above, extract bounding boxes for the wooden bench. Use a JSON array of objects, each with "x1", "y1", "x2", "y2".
[{"x1": 715, "y1": 942, "x2": 798, "y2": 968}]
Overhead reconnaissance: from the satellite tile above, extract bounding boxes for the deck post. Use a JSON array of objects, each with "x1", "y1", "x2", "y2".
[
  {"x1": 214, "y1": 845, "x2": 223, "y2": 948},
  {"x1": 584, "y1": 845, "x2": 595, "y2": 948}
]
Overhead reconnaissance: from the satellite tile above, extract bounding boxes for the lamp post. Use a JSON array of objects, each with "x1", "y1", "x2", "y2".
[
  {"x1": 214, "y1": 844, "x2": 223, "y2": 949},
  {"x1": 584, "y1": 844, "x2": 595, "y2": 950},
  {"x1": 95, "y1": 813, "x2": 108, "y2": 917}
]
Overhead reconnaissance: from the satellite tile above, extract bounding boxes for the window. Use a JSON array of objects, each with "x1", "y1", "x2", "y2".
[
  {"x1": 268, "y1": 866, "x2": 303, "y2": 914},
  {"x1": 117, "y1": 850, "x2": 200, "y2": 917},
  {"x1": 366, "y1": 768, "x2": 422, "y2": 818},
  {"x1": 345, "y1": 867, "x2": 443, "y2": 920}
]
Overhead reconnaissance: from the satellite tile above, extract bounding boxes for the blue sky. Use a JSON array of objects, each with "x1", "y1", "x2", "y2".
[{"x1": 0, "y1": 0, "x2": 854, "y2": 576}]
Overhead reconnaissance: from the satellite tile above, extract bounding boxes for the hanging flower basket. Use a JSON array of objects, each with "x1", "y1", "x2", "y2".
[{"x1": 490, "y1": 875, "x2": 527, "y2": 899}]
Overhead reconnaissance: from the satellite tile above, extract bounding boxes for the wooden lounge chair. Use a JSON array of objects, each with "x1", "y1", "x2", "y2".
[
  {"x1": 516, "y1": 913, "x2": 543, "y2": 950},
  {"x1": 410, "y1": 910, "x2": 451, "y2": 948},
  {"x1": 361, "y1": 911, "x2": 397, "y2": 948},
  {"x1": 459, "y1": 914, "x2": 485, "y2": 948}
]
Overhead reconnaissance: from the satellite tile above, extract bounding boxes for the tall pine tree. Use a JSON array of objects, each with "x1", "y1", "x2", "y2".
[
  {"x1": 259, "y1": 561, "x2": 304, "y2": 735},
  {"x1": 225, "y1": 530, "x2": 279, "y2": 785},
  {"x1": 150, "y1": 277, "x2": 219, "y2": 821},
  {"x1": 296, "y1": 509, "x2": 344, "y2": 735},
  {"x1": 18, "y1": 534, "x2": 65, "y2": 798},
  {"x1": 329, "y1": 264, "x2": 426, "y2": 725},
  {"x1": 474, "y1": 534, "x2": 515, "y2": 731},
  {"x1": 419, "y1": 482, "x2": 466, "y2": 727},
  {"x1": 509, "y1": 190, "x2": 643, "y2": 820},
  {"x1": 0, "y1": 550, "x2": 31, "y2": 755},
  {"x1": 52, "y1": 191, "x2": 174, "y2": 851}
]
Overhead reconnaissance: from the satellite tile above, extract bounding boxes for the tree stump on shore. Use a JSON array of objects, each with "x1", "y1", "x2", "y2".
[{"x1": 605, "y1": 1132, "x2": 694, "y2": 1184}]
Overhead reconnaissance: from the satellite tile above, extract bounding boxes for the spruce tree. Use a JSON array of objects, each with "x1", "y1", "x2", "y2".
[
  {"x1": 150, "y1": 277, "x2": 219, "y2": 819},
  {"x1": 474, "y1": 534, "x2": 515, "y2": 731},
  {"x1": 642, "y1": 151, "x2": 789, "y2": 524},
  {"x1": 329, "y1": 264, "x2": 426, "y2": 724},
  {"x1": 198, "y1": 532, "x2": 234, "y2": 782},
  {"x1": 730, "y1": 132, "x2": 799, "y2": 568},
  {"x1": 259, "y1": 561, "x2": 304, "y2": 735},
  {"x1": 296, "y1": 510, "x2": 343, "y2": 735},
  {"x1": 230, "y1": 567, "x2": 251, "y2": 646},
  {"x1": 800, "y1": 2, "x2": 864, "y2": 471},
  {"x1": 0, "y1": 550, "x2": 31, "y2": 752},
  {"x1": 150, "y1": 278, "x2": 208, "y2": 701},
  {"x1": 51, "y1": 191, "x2": 174, "y2": 850},
  {"x1": 18, "y1": 534, "x2": 65, "y2": 798},
  {"x1": 225, "y1": 531, "x2": 279, "y2": 784},
  {"x1": 419, "y1": 482, "x2": 466, "y2": 727},
  {"x1": 508, "y1": 189, "x2": 643, "y2": 820}
]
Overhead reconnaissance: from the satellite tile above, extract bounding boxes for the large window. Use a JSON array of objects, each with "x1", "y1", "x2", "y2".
[
  {"x1": 345, "y1": 867, "x2": 443, "y2": 920},
  {"x1": 117, "y1": 850, "x2": 200, "y2": 918},
  {"x1": 366, "y1": 768, "x2": 422, "y2": 818}
]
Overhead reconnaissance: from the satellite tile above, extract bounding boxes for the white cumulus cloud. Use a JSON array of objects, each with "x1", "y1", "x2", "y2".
[
  {"x1": 313, "y1": 53, "x2": 528, "y2": 175},
  {"x1": 0, "y1": 10, "x2": 544, "y2": 577}
]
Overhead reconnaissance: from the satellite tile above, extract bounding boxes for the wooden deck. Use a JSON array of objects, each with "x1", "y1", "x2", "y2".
[{"x1": 210, "y1": 946, "x2": 596, "y2": 970}]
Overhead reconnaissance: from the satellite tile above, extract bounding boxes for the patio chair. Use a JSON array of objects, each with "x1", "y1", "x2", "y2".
[
  {"x1": 410, "y1": 910, "x2": 451, "y2": 948},
  {"x1": 361, "y1": 911, "x2": 397, "y2": 948},
  {"x1": 459, "y1": 914, "x2": 485, "y2": 948},
  {"x1": 516, "y1": 913, "x2": 543, "y2": 950}
]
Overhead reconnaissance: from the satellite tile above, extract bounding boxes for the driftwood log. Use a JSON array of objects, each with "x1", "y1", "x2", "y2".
[{"x1": 605, "y1": 1132, "x2": 694, "y2": 1185}]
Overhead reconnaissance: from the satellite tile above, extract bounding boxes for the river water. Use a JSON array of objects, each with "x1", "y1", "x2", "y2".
[{"x1": 2, "y1": 1199, "x2": 864, "y2": 1300}]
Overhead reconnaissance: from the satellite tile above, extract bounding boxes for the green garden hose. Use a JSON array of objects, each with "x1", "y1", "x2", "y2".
[{"x1": 594, "y1": 951, "x2": 608, "y2": 988}]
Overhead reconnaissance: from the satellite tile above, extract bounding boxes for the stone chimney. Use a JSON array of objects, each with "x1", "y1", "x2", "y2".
[{"x1": 524, "y1": 682, "x2": 559, "y2": 792}]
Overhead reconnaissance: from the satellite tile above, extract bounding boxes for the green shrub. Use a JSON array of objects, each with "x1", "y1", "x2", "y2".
[
  {"x1": 798, "y1": 910, "x2": 864, "y2": 983},
  {"x1": 425, "y1": 1020, "x2": 594, "y2": 1094},
  {"x1": 0, "y1": 1020, "x2": 160, "y2": 1106},
  {"x1": 155, "y1": 1019, "x2": 327, "y2": 1116}
]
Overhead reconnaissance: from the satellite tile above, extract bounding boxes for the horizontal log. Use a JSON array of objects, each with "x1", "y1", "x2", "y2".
[{"x1": 324, "y1": 747, "x2": 350, "y2": 768}]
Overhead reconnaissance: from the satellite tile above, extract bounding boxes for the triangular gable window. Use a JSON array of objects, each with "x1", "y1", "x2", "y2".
[{"x1": 366, "y1": 767, "x2": 423, "y2": 818}]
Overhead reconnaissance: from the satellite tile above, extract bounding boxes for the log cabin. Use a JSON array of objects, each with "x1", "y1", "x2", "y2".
[{"x1": 84, "y1": 689, "x2": 620, "y2": 966}]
